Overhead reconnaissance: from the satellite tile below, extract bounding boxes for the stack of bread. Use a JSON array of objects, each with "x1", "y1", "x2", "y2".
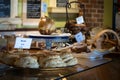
[
  {"x1": 39, "y1": 54, "x2": 66, "y2": 68},
  {"x1": 0, "y1": 50, "x2": 39, "y2": 68},
  {"x1": 38, "y1": 52, "x2": 78, "y2": 68},
  {"x1": 14, "y1": 56, "x2": 39, "y2": 68},
  {"x1": 60, "y1": 53, "x2": 78, "y2": 66},
  {"x1": 0, "y1": 50, "x2": 78, "y2": 68}
]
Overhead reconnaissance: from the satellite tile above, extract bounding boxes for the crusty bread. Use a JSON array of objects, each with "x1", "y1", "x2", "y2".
[
  {"x1": 0, "y1": 54, "x2": 19, "y2": 66},
  {"x1": 39, "y1": 54, "x2": 66, "y2": 68},
  {"x1": 0, "y1": 49, "x2": 78, "y2": 68},
  {"x1": 44, "y1": 58, "x2": 66, "y2": 68},
  {"x1": 60, "y1": 53, "x2": 78, "y2": 66},
  {"x1": 14, "y1": 56, "x2": 39, "y2": 68},
  {"x1": 65, "y1": 58, "x2": 78, "y2": 66},
  {"x1": 71, "y1": 43, "x2": 87, "y2": 53}
]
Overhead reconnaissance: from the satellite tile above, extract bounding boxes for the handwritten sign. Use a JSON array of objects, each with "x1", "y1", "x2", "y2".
[
  {"x1": 57, "y1": 0, "x2": 66, "y2": 7},
  {"x1": 27, "y1": 0, "x2": 41, "y2": 18},
  {"x1": 76, "y1": 16, "x2": 84, "y2": 24},
  {"x1": 75, "y1": 32, "x2": 85, "y2": 43},
  {"x1": 14, "y1": 37, "x2": 32, "y2": 49},
  {"x1": 0, "y1": 0, "x2": 10, "y2": 18}
]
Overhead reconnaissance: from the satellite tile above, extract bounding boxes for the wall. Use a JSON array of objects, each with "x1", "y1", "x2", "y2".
[
  {"x1": 0, "y1": 0, "x2": 113, "y2": 29},
  {"x1": 78, "y1": 0, "x2": 113, "y2": 28},
  {"x1": 103, "y1": 0, "x2": 113, "y2": 28},
  {"x1": 78, "y1": 0, "x2": 104, "y2": 28}
]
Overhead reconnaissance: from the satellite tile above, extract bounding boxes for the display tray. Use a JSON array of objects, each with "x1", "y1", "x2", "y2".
[
  {"x1": 28, "y1": 34, "x2": 70, "y2": 42},
  {"x1": 28, "y1": 33, "x2": 71, "y2": 37}
]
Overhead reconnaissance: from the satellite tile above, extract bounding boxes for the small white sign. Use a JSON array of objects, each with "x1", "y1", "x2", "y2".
[
  {"x1": 14, "y1": 37, "x2": 32, "y2": 49},
  {"x1": 41, "y1": 2, "x2": 47, "y2": 12},
  {"x1": 76, "y1": 16, "x2": 84, "y2": 24},
  {"x1": 75, "y1": 32, "x2": 85, "y2": 43}
]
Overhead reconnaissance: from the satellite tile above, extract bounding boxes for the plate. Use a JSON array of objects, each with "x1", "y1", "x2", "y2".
[
  {"x1": 28, "y1": 33, "x2": 70, "y2": 43},
  {"x1": 28, "y1": 33, "x2": 71, "y2": 37}
]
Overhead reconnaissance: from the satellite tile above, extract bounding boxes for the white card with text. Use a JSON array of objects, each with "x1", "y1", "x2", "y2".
[
  {"x1": 14, "y1": 37, "x2": 32, "y2": 49},
  {"x1": 75, "y1": 32, "x2": 85, "y2": 43},
  {"x1": 76, "y1": 16, "x2": 84, "y2": 24},
  {"x1": 42, "y1": 2, "x2": 47, "y2": 12}
]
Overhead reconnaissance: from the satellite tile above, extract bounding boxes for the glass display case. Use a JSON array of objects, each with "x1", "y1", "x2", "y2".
[{"x1": 0, "y1": 56, "x2": 111, "y2": 80}]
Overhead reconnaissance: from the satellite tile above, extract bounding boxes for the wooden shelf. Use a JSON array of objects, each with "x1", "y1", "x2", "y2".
[
  {"x1": 0, "y1": 18, "x2": 22, "y2": 24},
  {"x1": 48, "y1": 7, "x2": 79, "y2": 13}
]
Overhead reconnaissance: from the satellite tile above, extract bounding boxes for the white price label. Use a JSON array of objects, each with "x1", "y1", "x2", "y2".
[
  {"x1": 75, "y1": 32, "x2": 85, "y2": 43},
  {"x1": 76, "y1": 16, "x2": 84, "y2": 24},
  {"x1": 14, "y1": 37, "x2": 32, "y2": 49},
  {"x1": 41, "y1": 2, "x2": 47, "y2": 12}
]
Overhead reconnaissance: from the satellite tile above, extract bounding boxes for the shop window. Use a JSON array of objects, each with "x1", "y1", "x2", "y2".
[
  {"x1": 0, "y1": 0, "x2": 21, "y2": 30},
  {"x1": 0, "y1": 0, "x2": 10, "y2": 18},
  {"x1": 48, "y1": 0, "x2": 78, "y2": 13},
  {"x1": 27, "y1": 0, "x2": 41, "y2": 19},
  {"x1": 22, "y1": 0, "x2": 41, "y2": 26}
]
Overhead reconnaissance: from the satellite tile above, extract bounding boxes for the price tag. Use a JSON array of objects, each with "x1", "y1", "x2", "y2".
[
  {"x1": 76, "y1": 16, "x2": 84, "y2": 24},
  {"x1": 14, "y1": 37, "x2": 32, "y2": 49},
  {"x1": 75, "y1": 32, "x2": 85, "y2": 43}
]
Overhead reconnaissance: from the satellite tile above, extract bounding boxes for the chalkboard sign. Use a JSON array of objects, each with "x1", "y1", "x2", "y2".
[
  {"x1": 0, "y1": 0, "x2": 10, "y2": 18},
  {"x1": 27, "y1": 0, "x2": 41, "y2": 18},
  {"x1": 57, "y1": 0, "x2": 67, "y2": 7}
]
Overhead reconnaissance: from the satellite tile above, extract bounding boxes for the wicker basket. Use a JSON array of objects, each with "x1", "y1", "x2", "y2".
[
  {"x1": 65, "y1": 20, "x2": 86, "y2": 35},
  {"x1": 92, "y1": 29, "x2": 120, "y2": 50},
  {"x1": 64, "y1": 1, "x2": 86, "y2": 35}
]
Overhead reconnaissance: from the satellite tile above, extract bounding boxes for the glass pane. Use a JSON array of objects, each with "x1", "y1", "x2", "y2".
[{"x1": 0, "y1": 0, "x2": 10, "y2": 18}]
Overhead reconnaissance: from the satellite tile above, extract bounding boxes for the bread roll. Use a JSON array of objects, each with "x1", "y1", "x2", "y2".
[
  {"x1": 0, "y1": 54, "x2": 19, "y2": 65},
  {"x1": 66, "y1": 58, "x2": 78, "y2": 66},
  {"x1": 14, "y1": 56, "x2": 39, "y2": 68},
  {"x1": 44, "y1": 58, "x2": 66, "y2": 68},
  {"x1": 39, "y1": 53, "x2": 67, "y2": 68},
  {"x1": 71, "y1": 43, "x2": 87, "y2": 53},
  {"x1": 60, "y1": 53, "x2": 78, "y2": 66}
]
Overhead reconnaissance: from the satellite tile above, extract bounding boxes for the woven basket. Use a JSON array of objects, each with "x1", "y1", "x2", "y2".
[
  {"x1": 64, "y1": 1, "x2": 86, "y2": 35},
  {"x1": 92, "y1": 29, "x2": 120, "y2": 50},
  {"x1": 65, "y1": 20, "x2": 86, "y2": 35}
]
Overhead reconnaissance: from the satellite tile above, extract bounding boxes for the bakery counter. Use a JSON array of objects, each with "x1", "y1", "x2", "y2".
[{"x1": 0, "y1": 56, "x2": 111, "y2": 80}]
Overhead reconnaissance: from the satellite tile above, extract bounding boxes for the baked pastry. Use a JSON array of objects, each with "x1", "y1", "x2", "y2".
[
  {"x1": 61, "y1": 53, "x2": 73, "y2": 62},
  {"x1": 38, "y1": 16, "x2": 56, "y2": 35},
  {"x1": 44, "y1": 58, "x2": 66, "y2": 68},
  {"x1": 39, "y1": 54, "x2": 66, "y2": 68},
  {"x1": 14, "y1": 56, "x2": 39, "y2": 68},
  {"x1": 71, "y1": 43, "x2": 87, "y2": 53},
  {"x1": 0, "y1": 53, "x2": 19, "y2": 66},
  {"x1": 60, "y1": 53, "x2": 78, "y2": 66},
  {"x1": 66, "y1": 58, "x2": 78, "y2": 66}
]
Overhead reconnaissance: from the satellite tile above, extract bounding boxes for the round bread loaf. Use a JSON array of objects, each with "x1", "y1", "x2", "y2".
[
  {"x1": 71, "y1": 43, "x2": 87, "y2": 53},
  {"x1": 14, "y1": 56, "x2": 39, "y2": 68},
  {"x1": 60, "y1": 53, "x2": 74, "y2": 62},
  {"x1": 44, "y1": 58, "x2": 66, "y2": 68},
  {"x1": 39, "y1": 54, "x2": 66, "y2": 68},
  {"x1": 65, "y1": 58, "x2": 78, "y2": 66},
  {"x1": 0, "y1": 54, "x2": 19, "y2": 66},
  {"x1": 60, "y1": 53, "x2": 78, "y2": 66}
]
